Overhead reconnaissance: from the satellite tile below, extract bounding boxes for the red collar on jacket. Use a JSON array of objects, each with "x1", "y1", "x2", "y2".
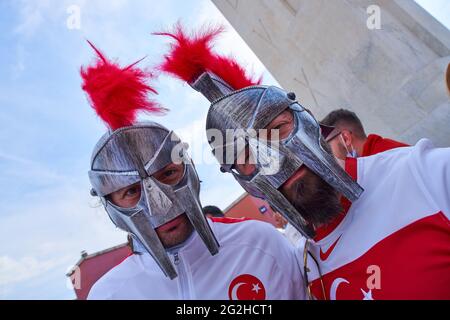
[{"x1": 362, "y1": 134, "x2": 408, "y2": 157}]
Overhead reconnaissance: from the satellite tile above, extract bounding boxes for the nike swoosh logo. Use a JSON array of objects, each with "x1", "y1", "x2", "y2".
[{"x1": 320, "y1": 235, "x2": 342, "y2": 261}]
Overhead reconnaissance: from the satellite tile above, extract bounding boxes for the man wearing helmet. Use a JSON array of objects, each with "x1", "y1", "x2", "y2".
[
  {"x1": 81, "y1": 42, "x2": 305, "y2": 300},
  {"x1": 158, "y1": 24, "x2": 450, "y2": 300}
]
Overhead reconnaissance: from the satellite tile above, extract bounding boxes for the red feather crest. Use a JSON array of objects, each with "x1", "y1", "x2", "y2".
[
  {"x1": 155, "y1": 23, "x2": 261, "y2": 90},
  {"x1": 81, "y1": 41, "x2": 167, "y2": 130}
]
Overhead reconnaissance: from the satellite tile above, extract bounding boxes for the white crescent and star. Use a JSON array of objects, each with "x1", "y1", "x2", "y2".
[
  {"x1": 230, "y1": 282, "x2": 262, "y2": 299},
  {"x1": 329, "y1": 278, "x2": 376, "y2": 300}
]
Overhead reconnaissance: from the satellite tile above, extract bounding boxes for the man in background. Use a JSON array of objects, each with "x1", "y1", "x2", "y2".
[
  {"x1": 203, "y1": 205, "x2": 225, "y2": 219},
  {"x1": 321, "y1": 109, "x2": 408, "y2": 159}
]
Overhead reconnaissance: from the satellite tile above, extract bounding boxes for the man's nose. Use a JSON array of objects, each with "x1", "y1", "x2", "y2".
[{"x1": 143, "y1": 178, "x2": 173, "y2": 215}]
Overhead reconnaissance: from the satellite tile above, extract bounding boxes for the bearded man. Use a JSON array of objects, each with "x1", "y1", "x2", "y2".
[{"x1": 157, "y1": 24, "x2": 450, "y2": 300}]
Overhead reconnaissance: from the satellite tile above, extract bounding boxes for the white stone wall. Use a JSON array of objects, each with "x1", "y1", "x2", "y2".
[{"x1": 212, "y1": 0, "x2": 450, "y2": 147}]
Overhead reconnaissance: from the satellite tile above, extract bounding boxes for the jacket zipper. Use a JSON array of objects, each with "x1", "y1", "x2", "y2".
[{"x1": 173, "y1": 252, "x2": 191, "y2": 299}]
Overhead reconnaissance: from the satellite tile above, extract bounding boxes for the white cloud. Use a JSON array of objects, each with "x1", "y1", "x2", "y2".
[
  {"x1": 0, "y1": 255, "x2": 73, "y2": 287},
  {"x1": 13, "y1": 0, "x2": 51, "y2": 37},
  {"x1": 0, "y1": 152, "x2": 65, "y2": 185},
  {"x1": 0, "y1": 176, "x2": 127, "y2": 298},
  {"x1": 10, "y1": 45, "x2": 26, "y2": 79}
]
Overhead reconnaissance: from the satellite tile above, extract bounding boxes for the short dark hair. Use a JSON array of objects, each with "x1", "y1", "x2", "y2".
[
  {"x1": 321, "y1": 109, "x2": 366, "y2": 139},
  {"x1": 202, "y1": 205, "x2": 224, "y2": 217}
]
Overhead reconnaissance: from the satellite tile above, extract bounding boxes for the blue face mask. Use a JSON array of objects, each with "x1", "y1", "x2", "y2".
[
  {"x1": 347, "y1": 149, "x2": 358, "y2": 158},
  {"x1": 340, "y1": 135, "x2": 358, "y2": 158}
]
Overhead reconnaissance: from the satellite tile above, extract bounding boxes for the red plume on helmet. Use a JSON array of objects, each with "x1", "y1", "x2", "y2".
[
  {"x1": 81, "y1": 41, "x2": 167, "y2": 131},
  {"x1": 154, "y1": 23, "x2": 262, "y2": 90}
]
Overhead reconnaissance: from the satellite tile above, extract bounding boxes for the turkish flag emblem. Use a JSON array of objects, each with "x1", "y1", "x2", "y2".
[{"x1": 228, "y1": 274, "x2": 266, "y2": 300}]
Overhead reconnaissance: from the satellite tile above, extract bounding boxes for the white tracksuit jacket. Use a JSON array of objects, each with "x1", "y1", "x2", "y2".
[
  {"x1": 305, "y1": 139, "x2": 450, "y2": 299},
  {"x1": 88, "y1": 218, "x2": 306, "y2": 300}
]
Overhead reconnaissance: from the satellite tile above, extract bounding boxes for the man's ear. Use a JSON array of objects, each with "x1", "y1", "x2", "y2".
[{"x1": 340, "y1": 129, "x2": 353, "y2": 148}]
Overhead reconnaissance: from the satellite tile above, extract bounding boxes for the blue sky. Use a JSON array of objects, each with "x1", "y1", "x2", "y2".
[{"x1": 0, "y1": 0, "x2": 448, "y2": 300}]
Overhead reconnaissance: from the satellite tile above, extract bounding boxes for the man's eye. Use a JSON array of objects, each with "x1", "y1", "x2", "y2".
[
  {"x1": 153, "y1": 163, "x2": 185, "y2": 185},
  {"x1": 125, "y1": 187, "x2": 139, "y2": 197},
  {"x1": 164, "y1": 169, "x2": 177, "y2": 177},
  {"x1": 267, "y1": 123, "x2": 286, "y2": 138},
  {"x1": 272, "y1": 124, "x2": 283, "y2": 130}
]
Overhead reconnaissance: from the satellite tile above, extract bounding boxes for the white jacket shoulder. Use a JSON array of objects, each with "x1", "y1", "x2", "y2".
[
  {"x1": 212, "y1": 219, "x2": 300, "y2": 272},
  {"x1": 87, "y1": 255, "x2": 139, "y2": 300},
  {"x1": 358, "y1": 139, "x2": 450, "y2": 218}
]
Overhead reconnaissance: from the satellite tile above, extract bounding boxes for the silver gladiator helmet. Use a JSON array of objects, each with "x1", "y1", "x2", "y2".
[
  {"x1": 81, "y1": 41, "x2": 218, "y2": 279},
  {"x1": 190, "y1": 72, "x2": 363, "y2": 238},
  {"x1": 89, "y1": 122, "x2": 219, "y2": 279}
]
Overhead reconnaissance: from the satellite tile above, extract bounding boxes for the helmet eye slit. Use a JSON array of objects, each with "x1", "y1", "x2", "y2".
[{"x1": 152, "y1": 162, "x2": 186, "y2": 186}]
